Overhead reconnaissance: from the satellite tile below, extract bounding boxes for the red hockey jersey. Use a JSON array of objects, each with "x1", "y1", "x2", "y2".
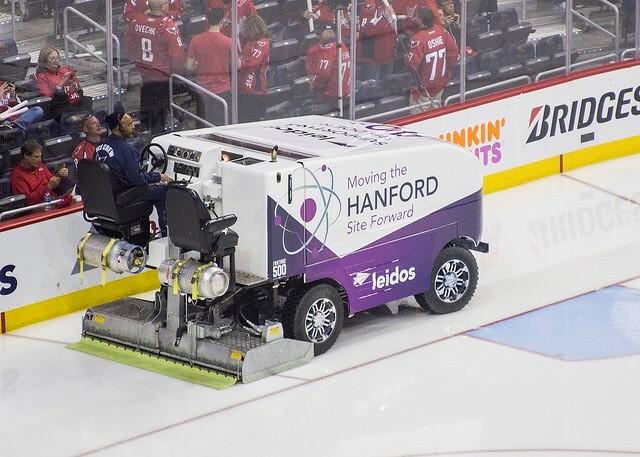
[
  {"x1": 405, "y1": 24, "x2": 459, "y2": 94},
  {"x1": 359, "y1": 0, "x2": 397, "y2": 65},
  {"x1": 306, "y1": 42, "x2": 351, "y2": 99},
  {"x1": 123, "y1": 0, "x2": 183, "y2": 22},
  {"x1": 239, "y1": 38, "x2": 270, "y2": 95},
  {"x1": 392, "y1": 0, "x2": 441, "y2": 35},
  {"x1": 125, "y1": 14, "x2": 185, "y2": 82},
  {"x1": 208, "y1": 0, "x2": 257, "y2": 37}
]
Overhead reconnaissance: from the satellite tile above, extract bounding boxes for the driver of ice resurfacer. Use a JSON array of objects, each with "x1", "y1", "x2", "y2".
[{"x1": 95, "y1": 106, "x2": 173, "y2": 237}]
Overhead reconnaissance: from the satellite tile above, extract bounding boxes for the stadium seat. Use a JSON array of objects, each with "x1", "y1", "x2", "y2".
[
  {"x1": 284, "y1": 0, "x2": 309, "y2": 15},
  {"x1": 255, "y1": 0, "x2": 281, "y2": 25},
  {"x1": 26, "y1": 119, "x2": 60, "y2": 143},
  {"x1": 473, "y1": 30, "x2": 504, "y2": 53},
  {"x1": 265, "y1": 85, "x2": 292, "y2": 106},
  {"x1": 489, "y1": 8, "x2": 518, "y2": 31},
  {"x1": 536, "y1": 34, "x2": 564, "y2": 57},
  {"x1": 550, "y1": 51, "x2": 579, "y2": 69},
  {"x1": 0, "y1": 54, "x2": 32, "y2": 82},
  {"x1": 495, "y1": 63, "x2": 526, "y2": 81},
  {"x1": 265, "y1": 101, "x2": 297, "y2": 119},
  {"x1": 0, "y1": 39, "x2": 18, "y2": 59},
  {"x1": 467, "y1": 0, "x2": 498, "y2": 16},
  {"x1": 524, "y1": 55, "x2": 553, "y2": 74},
  {"x1": 0, "y1": 177, "x2": 10, "y2": 198},
  {"x1": 14, "y1": 79, "x2": 40, "y2": 100},
  {"x1": 0, "y1": 128, "x2": 24, "y2": 151},
  {"x1": 8, "y1": 147, "x2": 21, "y2": 169},
  {"x1": 270, "y1": 58, "x2": 306, "y2": 87},
  {"x1": 270, "y1": 39, "x2": 300, "y2": 63},
  {"x1": 376, "y1": 95, "x2": 408, "y2": 114},
  {"x1": 25, "y1": 97, "x2": 52, "y2": 114},
  {"x1": 354, "y1": 102, "x2": 376, "y2": 119},
  {"x1": 384, "y1": 73, "x2": 413, "y2": 96},
  {"x1": 466, "y1": 71, "x2": 493, "y2": 90},
  {"x1": 298, "y1": 33, "x2": 318, "y2": 55},
  {"x1": 505, "y1": 42, "x2": 535, "y2": 64},
  {"x1": 355, "y1": 79, "x2": 382, "y2": 103},
  {"x1": 301, "y1": 100, "x2": 332, "y2": 115},
  {"x1": 283, "y1": 20, "x2": 308, "y2": 41},
  {"x1": 443, "y1": 78, "x2": 460, "y2": 101},
  {"x1": 479, "y1": 48, "x2": 507, "y2": 73},
  {"x1": 44, "y1": 135, "x2": 74, "y2": 163},
  {"x1": 505, "y1": 23, "x2": 533, "y2": 45},
  {"x1": 292, "y1": 76, "x2": 312, "y2": 97},
  {"x1": 466, "y1": 15, "x2": 489, "y2": 41},
  {"x1": 267, "y1": 22, "x2": 286, "y2": 42}
]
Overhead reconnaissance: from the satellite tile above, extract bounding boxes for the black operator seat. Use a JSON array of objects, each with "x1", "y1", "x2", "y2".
[
  {"x1": 166, "y1": 185, "x2": 238, "y2": 258},
  {"x1": 77, "y1": 159, "x2": 153, "y2": 245}
]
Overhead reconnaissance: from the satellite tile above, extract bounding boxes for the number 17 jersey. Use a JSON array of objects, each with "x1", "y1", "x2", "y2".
[{"x1": 125, "y1": 14, "x2": 185, "y2": 82}]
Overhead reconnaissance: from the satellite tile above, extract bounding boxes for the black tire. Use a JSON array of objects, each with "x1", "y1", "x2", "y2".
[
  {"x1": 414, "y1": 246, "x2": 478, "y2": 314},
  {"x1": 283, "y1": 283, "x2": 345, "y2": 356}
]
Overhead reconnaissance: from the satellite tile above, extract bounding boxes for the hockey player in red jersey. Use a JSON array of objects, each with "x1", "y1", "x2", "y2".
[
  {"x1": 239, "y1": 15, "x2": 271, "y2": 123},
  {"x1": 208, "y1": 0, "x2": 257, "y2": 37},
  {"x1": 358, "y1": 0, "x2": 397, "y2": 81},
  {"x1": 125, "y1": 0, "x2": 185, "y2": 133},
  {"x1": 392, "y1": 0, "x2": 441, "y2": 34},
  {"x1": 306, "y1": 24, "x2": 351, "y2": 103},
  {"x1": 404, "y1": 7, "x2": 458, "y2": 111},
  {"x1": 123, "y1": 0, "x2": 183, "y2": 22}
]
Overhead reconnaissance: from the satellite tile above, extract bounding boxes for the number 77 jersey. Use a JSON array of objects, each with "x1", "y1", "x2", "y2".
[
  {"x1": 125, "y1": 14, "x2": 186, "y2": 82},
  {"x1": 405, "y1": 24, "x2": 459, "y2": 95}
]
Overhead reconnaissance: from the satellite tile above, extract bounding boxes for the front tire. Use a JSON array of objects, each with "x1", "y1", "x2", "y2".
[
  {"x1": 284, "y1": 283, "x2": 345, "y2": 355},
  {"x1": 414, "y1": 246, "x2": 478, "y2": 314}
]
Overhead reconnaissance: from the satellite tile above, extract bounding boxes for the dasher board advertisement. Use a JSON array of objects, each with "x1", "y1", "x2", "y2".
[{"x1": 405, "y1": 65, "x2": 640, "y2": 173}]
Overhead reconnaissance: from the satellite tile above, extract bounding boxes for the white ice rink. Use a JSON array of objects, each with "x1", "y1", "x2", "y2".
[{"x1": 2, "y1": 155, "x2": 640, "y2": 457}]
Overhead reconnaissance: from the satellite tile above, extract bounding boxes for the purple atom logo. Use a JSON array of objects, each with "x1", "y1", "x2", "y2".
[{"x1": 300, "y1": 198, "x2": 317, "y2": 222}]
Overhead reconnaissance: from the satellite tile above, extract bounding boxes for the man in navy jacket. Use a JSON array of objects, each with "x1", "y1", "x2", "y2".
[{"x1": 95, "y1": 110, "x2": 173, "y2": 236}]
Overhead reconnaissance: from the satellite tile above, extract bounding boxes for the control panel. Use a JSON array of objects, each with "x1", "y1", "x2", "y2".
[
  {"x1": 168, "y1": 145, "x2": 202, "y2": 162},
  {"x1": 173, "y1": 162, "x2": 200, "y2": 177}
]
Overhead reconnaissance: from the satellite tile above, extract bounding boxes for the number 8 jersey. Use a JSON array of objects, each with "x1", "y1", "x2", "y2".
[{"x1": 125, "y1": 13, "x2": 186, "y2": 82}]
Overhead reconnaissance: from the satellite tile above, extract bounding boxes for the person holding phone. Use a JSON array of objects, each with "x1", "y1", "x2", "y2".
[
  {"x1": 0, "y1": 81, "x2": 45, "y2": 130},
  {"x1": 10, "y1": 139, "x2": 70, "y2": 206},
  {"x1": 35, "y1": 46, "x2": 93, "y2": 120}
]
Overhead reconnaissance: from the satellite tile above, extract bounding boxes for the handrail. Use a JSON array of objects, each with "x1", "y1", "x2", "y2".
[
  {"x1": 63, "y1": 6, "x2": 122, "y2": 101},
  {"x1": 10, "y1": 0, "x2": 16, "y2": 42},
  {"x1": 444, "y1": 76, "x2": 531, "y2": 106},
  {"x1": 534, "y1": 53, "x2": 618, "y2": 82},
  {"x1": 358, "y1": 99, "x2": 442, "y2": 122},
  {"x1": 571, "y1": 0, "x2": 620, "y2": 57},
  {"x1": 621, "y1": 48, "x2": 637, "y2": 60},
  {"x1": 0, "y1": 197, "x2": 63, "y2": 221},
  {"x1": 169, "y1": 74, "x2": 228, "y2": 129}
]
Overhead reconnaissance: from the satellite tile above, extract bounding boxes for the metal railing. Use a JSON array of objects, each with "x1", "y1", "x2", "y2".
[
  {"x1": 0, "y1": 197, "x2": 64, "y2": 221},
  {"x1": 359, "y1": 99, "x2": 442, "y2": 122},
  {"x1": 534, "y1": 53, "x2": 618, "y2": 82},
  {"x1": 571, "y1": 0, "x2": 620, "y2": 57},
  {"x1": 621, "y1": 48, "x2": 637, "y2": 60},
  {"x1": 169, "y1": 74, "x2": 228, "y2": 130},
  {"x1": 444, "y1": 76, "x2": 532, "y2": 106},
  {"x1": 62, "y1": 6, "x2": 122, "y2": 101}
]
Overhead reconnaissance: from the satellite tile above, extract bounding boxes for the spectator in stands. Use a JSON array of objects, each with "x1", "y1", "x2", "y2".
[
  {"x1": 391, "y1": 0, "x2": 441, "y2": 35},
  {"x1": 186, "y1": 8, "x2": 234, "y2": 126},
  {"x1": 306, "y1": 24, "x2": 351, "y2": 104},
  {"x1": 239, "y1": 15, "x2": 270, "y2": 123},
  {"x1": 405, "y1": 8, "x2": 458, "y2": 112},
  {"x1": 0, "y1": 81, "x2": 44, "y2": 130},
  {"x1": 208, "y1": 0, "x2": 257, "y2": 37},
  {"x1": 10, "y1": 139, "x2": 69, "y2": 206},
  {"x1": 438, "y1": 0, "x2": 460, "y2": 44},
  {"x1": 125, "y1": 0, "x2": 185, "y2": 134},
  {"x1": 72, "y1": 115, "x2": 102, "y2": 164},
  {"x1": 95, "y1": 109, "x2": 173, "y2": 236},
  {"x1": 124, "y1": 0, "x2": 183, "y2": 22},
  {"x1": 35, "y1": 47, "x2": 93, "y2": 121},
  {"x1": 358, "y1": 0, "x2": 398, "y2": 81},
  {"x1": 303, "y1": 0, "x2": 351, "y2": 38}
]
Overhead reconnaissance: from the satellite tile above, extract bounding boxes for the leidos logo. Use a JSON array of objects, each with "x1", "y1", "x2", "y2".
[
  {"x1": 526, "y1": 86, "x2": 640, "y2": 144},
  {"x1": 371, "y1": 266, "x2": 416, "y2": 291}
]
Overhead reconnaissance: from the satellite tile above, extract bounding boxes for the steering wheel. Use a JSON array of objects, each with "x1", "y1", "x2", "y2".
[{"x1": 139, "y1": 143, "x2": 168, "y2": 174}]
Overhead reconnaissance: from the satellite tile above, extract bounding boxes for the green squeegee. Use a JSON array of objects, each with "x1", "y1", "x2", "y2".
[{"x1": 68, "y1": 337, "x2": 237, "y2": 389}]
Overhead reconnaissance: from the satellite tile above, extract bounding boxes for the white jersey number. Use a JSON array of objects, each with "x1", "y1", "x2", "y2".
[
  {"x1": 425, "y1": 48, "x2": 447, "y2": 81},
  {"x1": 141, "y1": 37, "x2": 154, "y2": 63}
]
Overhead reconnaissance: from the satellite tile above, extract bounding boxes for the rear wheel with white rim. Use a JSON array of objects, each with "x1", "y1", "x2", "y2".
[
  {"x1": 286, "y1": 283, "x2": 345, "y2": 355},
  {"x1": 414, "y1": 246, "x2": 478, "y2": 314}
]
